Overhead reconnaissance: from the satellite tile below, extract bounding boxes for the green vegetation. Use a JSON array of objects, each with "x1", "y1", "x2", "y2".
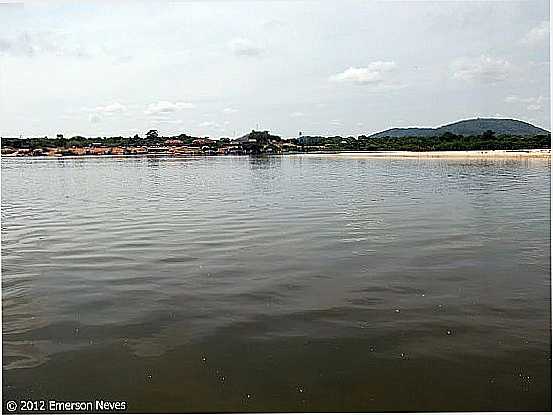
[
  {"x1": 1, "y1": 131, "x2": 550, "y2": 152},
  {"x1": 354, "y1": 131, "x2": 551, "y2": 151},
  {"x1": 1, "y1": 127, "x2": 550, "y2": 155},
  {"x1": 0, "y1": 133, "x2": 201, "y2": 150},
  {"x1": 295, "y1": 131, "x2": 550, "y2": 151}
]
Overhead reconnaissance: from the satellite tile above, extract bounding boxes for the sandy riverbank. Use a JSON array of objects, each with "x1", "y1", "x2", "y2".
[{"x1": 293, "y1": 149, "x2": 551, "y2": 159}]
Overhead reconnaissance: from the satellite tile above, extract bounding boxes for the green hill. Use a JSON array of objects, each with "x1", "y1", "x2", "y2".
[{"x1": 370, "y1": 118, "x2": 549, "y2": 138}]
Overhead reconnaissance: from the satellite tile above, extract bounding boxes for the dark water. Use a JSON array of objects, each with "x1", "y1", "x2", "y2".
[{"x1": 2, "y1": 155, "x2": 551, "y2": 412}]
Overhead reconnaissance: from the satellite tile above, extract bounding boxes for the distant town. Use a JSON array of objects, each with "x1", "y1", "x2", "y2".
[{"x1": 2, "y1": 118, "x2": 551, "y2": 157}]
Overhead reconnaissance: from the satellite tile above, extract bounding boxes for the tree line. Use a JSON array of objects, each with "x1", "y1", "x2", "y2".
[
  {"x1": 1, "y1": 129, "x2": 550, "y2": 151},
  {"x1": 297, "y1": 131, "x2": 551, "y2": 151}
]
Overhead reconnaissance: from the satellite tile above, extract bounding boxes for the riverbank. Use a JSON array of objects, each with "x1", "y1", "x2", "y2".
[
  {"x1": 295, "y1": 149, "x2": 551, "y2": 159},
  {"x1": 2, "y1": 149, "x2": 551, "y2": 159}
]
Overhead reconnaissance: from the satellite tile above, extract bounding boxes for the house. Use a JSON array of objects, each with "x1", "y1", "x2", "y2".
[
  {"x1": 89, "y1": 147, "x2": 109, "y2": 155},
  {"x1": 47, "y1": 148, "x2": 62, "y2": 157},
  {"x1": 67, "y1": 147, "x2": 87, "y2": 156},
  {"x1": 192, "y1": 138, "x2": 214, "y2": 147},
  {"x1": 280, "y1": 142, "x2": 298, "y2": 152},
  {"x1": 110, "y1": 147, "x2": 125, "y2": 155},
  {"x1": 146, "y1": 146, "x2": 170, "y2": 153},
  {"x1": 16, "y1": 149, "x2": 31, "y2": 156},
  {"x1": 1, "y1": 147, "x2": 17, "y2": 155}
]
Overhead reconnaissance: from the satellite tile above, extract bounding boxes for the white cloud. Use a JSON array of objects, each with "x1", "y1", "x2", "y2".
[
  {"x1": 144, "y1": 101, "x2": 195, "y2": 116},
  {"x1": 330, "y1": 61, "x2": 397, "y2": 85},
  {"x1": 199, "y1": 121, "x2": 217, "y2": 128},
  {"x1": 451, "y1": 55, "x2": 510, "y2": 83},
  {"x1": 527, "y1": 104, "x2": 542, "y2": 111},
  {"x1": 0, "y1": 31, "x2": 88, "y2": 58},
  {"x1": 262, "y1": 19, "x2": 286, "y2": 30},
  {"x1": 94, "y1": 102, "x2": 127, "y2": 114},
  {"x1": 505, "y1": 95, "x2": 547, "y2": 111},
  {"x1": 228, "y1": 38, "x2": 264, "y2": 57},
  {"x1": 505, "y1": 96, "x2": 523, "y2": 104},
  {"x1": 86, "y1": 102, "x2": 126, "y2": 124},
  {"x1": 152, "y1": 119, "x2": 183, "y2": 124},
  {"x1": 521, "y1": 21, "x2": 549, "y2": 47},
  {"x1": 222, "y1": 107, "x2": 238, "y2": 114},
  {"x1": 89, "y1": 114, "x2": 101, "y2": 124},
  {"x1": 290, "y1": 111, "x2": 305, "y2": 117},
  {"x1": 330, "y1": 119, "x2": 342, "y2": 126}
]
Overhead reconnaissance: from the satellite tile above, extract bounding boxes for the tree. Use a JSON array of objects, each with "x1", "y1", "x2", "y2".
[
  {"x1": 146, "y1": 129, "x2": 159, "y2": 139},
  {"x1": 56, "y1": 134, "x2": 67, "y2": 148},
  {"x1": 441, "y1": 132, "x2": 457, "y2": 141},
  {"x1": 482, "y1": 130, "x2": 495, "y2": 140}
]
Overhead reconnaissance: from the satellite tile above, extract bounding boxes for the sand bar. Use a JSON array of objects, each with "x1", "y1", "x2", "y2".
[{"x1": 292, "y1": 149, "x2": 551, "y2": 159}]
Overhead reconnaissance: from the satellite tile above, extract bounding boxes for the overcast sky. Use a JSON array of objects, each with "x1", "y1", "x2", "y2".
[{"x1": 0, "y1": 0, "x2": 549, "y2": 138}]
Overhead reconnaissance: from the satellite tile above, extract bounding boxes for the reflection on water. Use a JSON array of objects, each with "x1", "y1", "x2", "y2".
[{"x1": 2, "y1": 155, "x2": 551, "y2": 412}]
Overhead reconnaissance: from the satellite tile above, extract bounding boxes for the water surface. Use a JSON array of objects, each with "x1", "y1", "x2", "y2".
[{"x1": 2, "y1": 155, "x2": 551, "y2": 412}]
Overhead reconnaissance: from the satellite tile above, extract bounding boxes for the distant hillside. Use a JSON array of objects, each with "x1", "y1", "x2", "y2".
[
  {"x1": 370, "y1": 118, "x2": 550, "y2": 138},
  {"x1": 370, "y1": 127, "x2": 436, "y2": 138}
]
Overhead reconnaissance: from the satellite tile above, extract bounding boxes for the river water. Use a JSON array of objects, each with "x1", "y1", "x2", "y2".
[{"x1": 2, "y1": 155, "x2": 550, "y2": 412}]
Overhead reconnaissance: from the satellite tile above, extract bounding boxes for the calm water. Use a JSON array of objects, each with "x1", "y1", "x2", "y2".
[{"x1": 2, "y1": 155, "x2": 551, "y2": 412}]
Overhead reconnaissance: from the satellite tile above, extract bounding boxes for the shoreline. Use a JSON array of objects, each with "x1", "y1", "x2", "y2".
[
  {"x1": 293, "y1": 149, "x2": 551, "y2": 159},
  {"x1": 2, "y1": 149, "x2": 551, "y2": 160}
]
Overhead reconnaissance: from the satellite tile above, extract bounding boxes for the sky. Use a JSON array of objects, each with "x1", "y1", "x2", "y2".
[{"x1": 0, "y1": 0, "x2": 550, "y2": 138}]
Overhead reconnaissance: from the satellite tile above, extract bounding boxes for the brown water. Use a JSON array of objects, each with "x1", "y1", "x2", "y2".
[{"x1": 2, "y1": 155, "x2": 551, "y2": 412}]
